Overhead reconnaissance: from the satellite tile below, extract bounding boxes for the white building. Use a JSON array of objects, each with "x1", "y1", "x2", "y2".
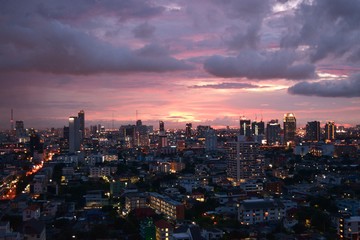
[{"x1": 238, "y1": 199, "x2": 285, "y2": 225}]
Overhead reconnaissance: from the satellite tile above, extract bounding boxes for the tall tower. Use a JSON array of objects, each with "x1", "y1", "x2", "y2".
[
  {"x1": 158, "y1": 121, "x2": 167, "y2": 148},
  {"x1": 159, "y1": 121, "x2": 165, "y2": 135},
  {"x1": 324, "y1": 121, "x2": 336, "y2": 141},
  {"x1": 226, "y1": 136, "x2": 264, "y2": 183},
  {"x1": 69, "y1": 116, "x2": 80, "y2": 153},
  {"x1": 252, "y1": 121, "x2": 265, "y2": 136},
  {"x1": 185, "y1": 123, "x2": 192, "y2": 139},
  {"x1": 266, "y1": 119, "x2": 281, "y2": 145},
  {"x1": 78, "y1": 110, "x2": 85, "y2": 140},
  {"x1": 205, "y1": 129, "x2": 217, "y2": 151},
  {"x1": 15, "y1": 121, "x2": 25, "y2": 138},
  {"x1": 240, "y1": 118, "x2": 251, "y2": 137},
  {"x1": 283, "y1": 113, "x2": 296, "y2": 144},
  {"x1": 306, "y1": 121, "x2": 320, "y2": 142}
]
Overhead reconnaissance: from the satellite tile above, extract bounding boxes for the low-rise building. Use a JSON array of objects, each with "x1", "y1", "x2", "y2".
[
  {"x1": 238, "y1": 198, "x2": 285, "y2": 225},
  {"x1": 125, "y1": 193, "x2": 147, "y2": 213},
  {"x1": 155, "y1": 220, "x2": 173, "y2": 240},
  {"x1": 338, "y1": 215, "x2": 360, "y2": 239},
  {"x1": 149, "y1": 192, "x2": 185, "y2": 220},
  {"x1": 83, "y1": 190, "x2": 109, "y2": 208},
  {"x1": 23, "y1": 205, "x2": 41, "y2": 222}
]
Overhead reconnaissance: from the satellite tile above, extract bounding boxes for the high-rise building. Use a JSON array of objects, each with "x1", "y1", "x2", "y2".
[
  {"x1": 185, "y1": 123, "x2": 192, "y2": 138},
  {"x1": 158, "y1": 121, "x2": 167, "y2": 148},
  {"x1": 325, "y1": 121, "x2": 336, "y2": 141},
  {"x1": 197, "y1": 125, "x2": 211, "y2": 138},
  {"x1": 240, "y1": 118, "x2": 251, "y2": 137},
  {"x1": 252, "y1": 121, "x2": 265, "y2": 136},
  {"x1": 205, "y1": 129, "x2": 217, "y2": 151},
  {"x1": 135, "y1": 120, "x2": 149, "y2": 147},
  {"x1": 69, "y1": 116, "x2": 80, "y2": 153},
  {"x1": 15, "y1": 120, "x2": 25, "y2": 138},
  {"x1": 226, "y1": 136, "x2": 264, "y2": 183},
  {"x1": 78, "y1": 110, "x2": 85, "y2": 140},
  {"x1": 120, "y1": 124, "x2": 136, "y2": 148},
  {"x1": 306, "y1": 121, "x2": 321, "y2": 142},
  {"x1": 266, "y1": 120, "x2": 281, "y2": 145},
  {"x1": 63, "y1": 126, "x2": 69, "y2": 141},
  {"x1": 283, "y1": 113, "x2": 296, "y2": 143},
  {"x1": 159, "y1": 121, "x2": 165, "y2": 135}
]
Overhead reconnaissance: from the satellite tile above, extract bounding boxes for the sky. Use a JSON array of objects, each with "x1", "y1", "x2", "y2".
[{"x1": 1, "y1": 0, "x2": 360, "y2": 130}]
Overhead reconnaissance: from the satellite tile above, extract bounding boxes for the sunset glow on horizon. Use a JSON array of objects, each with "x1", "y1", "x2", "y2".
[{"x1": 0, "y1": 0, "x2": 360, "y2": 130}]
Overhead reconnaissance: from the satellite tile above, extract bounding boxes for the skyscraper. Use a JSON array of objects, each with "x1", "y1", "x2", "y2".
[
  {"x1": 158, "y1": 121, "x2": 167, "y2": 148},
  {"x1": 240, "y1": 118, "x2": 251, "y2": 137},
  {"x1": 306, "y1": 121, "x2": 320, "y2": 142},
  {"x1": 78, "y1": 110, "x2": 85, "y2": 140},
  {"x1": 226, "y1": 136, "x2": 264, "y2": 183},
  {"x1": 159, "y1": 121, "x2": 165, "y2": 134},
  {"x1": 135, "y1": 120, "x2": 150, "y2": 147},
  {"x1": 185, "y1": 123, "x2": 192, "y2": 138},
  {"x1": 324, "y1": 121, "x2": 336, "y2": 141},
  {"x1": 69, "y1": 116, "x2": 80, "y2": 153},
  {"x1": 283, "y1": 113, "x2": 296, "y2": 144},
  {"x1": 252, "y1": 121, "x2": 265, "y2": 136},
  {"x1": 266, "y1": 119, "x2": 281, "y2": 145},
  {"x1": 205, "y1": 129, "x2": 217, "y2": 151},
  {"x1": 15, "y1": 120, "x2": 25, "y2": 138}
]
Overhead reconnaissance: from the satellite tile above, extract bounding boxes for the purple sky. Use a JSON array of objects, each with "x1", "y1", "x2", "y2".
[{"x1": 1, "y1": 0, "x2": 360, "y2": 130}]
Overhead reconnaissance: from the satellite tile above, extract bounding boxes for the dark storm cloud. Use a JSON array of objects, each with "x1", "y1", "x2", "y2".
[
  {"x1": 204, "y1": 50, "x2": 315, "y2": 80},
  {"x1": 0, "y1": 0, "x2": 191, "y2": 74},
  {"x1": 0, "y1": 20, "x2": 191, "y2": 74},
  {"x1": 132, "y1": 22, "x2": 156, "y2": 39},
  {"x1": 190, "y1": 82, "x2": 262, "y2": 89},
  {"x1": 288, "y1": 74, "x2": 360, "y2": 98},
  {"x1": 281, "y1": 0, "x2": 360, "y2": 63}
]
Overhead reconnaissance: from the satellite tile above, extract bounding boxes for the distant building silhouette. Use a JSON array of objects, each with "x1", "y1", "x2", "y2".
[
  {"x1": 252, "y1": 121, "x2": 265, "y2": 136},
  {"x1": 69, "y1": 116, "x2": 80, "y2": 153},
  {"x1": 324, "y1": 121, "x2": 336, "y2": 141},
  {"x1": 266, "y1": 119, "x2": 281, "y2": 145},
  {"x1": 283, "y1": 113, "x2": 296, "y2": 144},
  {"x1": 240, "y1": 118, "x2": 251, "y2": 137},
  {"x1": 78, "y1": 110, "x2": 85, "y2": 140},
  {"x1": 306, "y1": 121, "x2": 320, "y2": 142}
]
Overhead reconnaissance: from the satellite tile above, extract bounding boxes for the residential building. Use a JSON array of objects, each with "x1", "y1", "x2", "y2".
[
  {"x1": 155, "y1": 220, "x2": 173, "y2": 240},
  {"x1": 148, "y1": 192, "x2": 185, "y2": 220},
  {"x1": 238, "y1": 198, "x2": 285, "y2": 225},
  {"x1": 125, "y1": 193, "x2": 147, "y2": 213},
  {"x1": 226, "y1": 137, "x2": 264, "y2": 183},
  {"x1": 338, "y1": 216, "x2": 360, "y2": 239},
  {"x1": 325, "y1": 121, "x2": 336, "y2": 141}
]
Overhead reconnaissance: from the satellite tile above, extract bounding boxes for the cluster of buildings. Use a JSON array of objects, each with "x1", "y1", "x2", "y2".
[{"x1": 0, "y1": 110, "x2": 359, "y2": 239}]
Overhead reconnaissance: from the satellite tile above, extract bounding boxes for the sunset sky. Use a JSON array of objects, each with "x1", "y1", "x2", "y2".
[{"x1": 1, "y1": 0, "x2": 360, "y2": 130}]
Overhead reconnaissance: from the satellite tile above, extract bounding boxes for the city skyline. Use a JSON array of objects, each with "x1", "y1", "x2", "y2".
[{"x1": 1, "y1": 0, "x2": 360, "y2": 129}]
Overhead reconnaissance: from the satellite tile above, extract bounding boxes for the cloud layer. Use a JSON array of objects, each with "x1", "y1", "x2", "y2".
[
  {"x1": 204, "y1": 50, "x2": 315, "y2": 80},
  {"x1": 288, "y1": 74, "x2": 360, "y2": 98},
  {"x1": 0, "y1": 0, "x2": 359, "y2": 129}
]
